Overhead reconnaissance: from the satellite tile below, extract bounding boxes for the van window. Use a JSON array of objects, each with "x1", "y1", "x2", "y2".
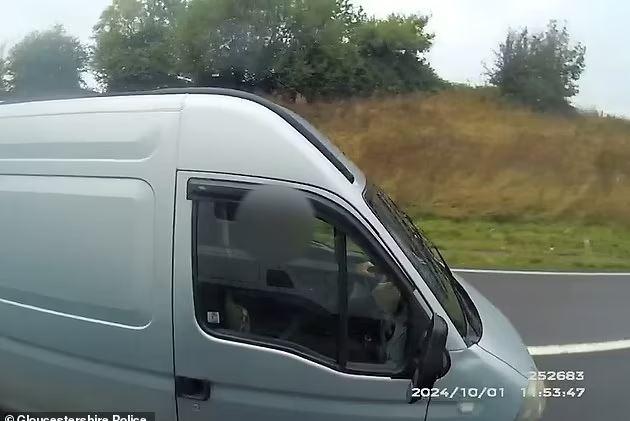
[
  {"x1": 191, "y1": 188, "x2": 424, "y2": 374},
  {"x1": 345, "y1": 237, "x2": 409, "y2": 369},
  {"x1": 364, "y1": 183, "x2": 469, "y2": 339}
]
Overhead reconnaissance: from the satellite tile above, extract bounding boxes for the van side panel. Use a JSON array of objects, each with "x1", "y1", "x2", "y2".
[
  {"x1": 0, "y1": 108, "x2": 180, "y2": 419},
  {"x1": 0, "y1": 176, "x2": 154, "y2": 326},
  {"x1": 0, "y1": 113, "x2": 160, "y2": 160}
]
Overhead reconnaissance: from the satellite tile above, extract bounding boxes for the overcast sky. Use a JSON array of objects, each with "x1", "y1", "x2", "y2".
[{"x1": 1, "y1": 0, "x2": 628, "y2": 117}]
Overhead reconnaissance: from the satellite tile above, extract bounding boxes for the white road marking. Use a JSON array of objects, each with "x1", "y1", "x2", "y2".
[
  {"x1": 454, "y1": 268, "x2": 630, "y2": 276},
  {"x1": 528, "y1": 339, "x2": 630, "y2": 356}
]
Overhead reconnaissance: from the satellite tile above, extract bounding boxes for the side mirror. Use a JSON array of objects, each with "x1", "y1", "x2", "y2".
[{"x1": 408, "y1": 315, "x2": 450, "y2": 403}]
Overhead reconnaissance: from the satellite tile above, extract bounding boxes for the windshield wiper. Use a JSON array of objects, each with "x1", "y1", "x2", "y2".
[
  {"x1": 374, "y1": 189, "x2": 435, "y2": 259},
  {"x1": 431, "y1": 244, "x2": 455, "y2": 279},
  {"x1": 432, "y1": 244, "x2": 482, "y2": 340}
]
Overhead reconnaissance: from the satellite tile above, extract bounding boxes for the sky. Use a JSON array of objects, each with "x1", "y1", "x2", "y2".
[{"x1": 1, "y1": 0, "x2": 628, "y2": 117}]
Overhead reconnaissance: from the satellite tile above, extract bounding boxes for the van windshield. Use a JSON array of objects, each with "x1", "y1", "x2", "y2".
[{"x1": 364, "y1": 183, "x2": 469, "y2": 339}]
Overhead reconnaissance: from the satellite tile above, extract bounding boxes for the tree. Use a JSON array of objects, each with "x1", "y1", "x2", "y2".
[
  {"x1": 93, "y1": 0, "x2": 441, "y2": 99},
  {"x1": 271, "y1": 0, "x2": 369, "y2": 100},
  {"x1": 0, "y1": 46, "x2": 8, "y2": 98},
  {"x1": 176, "y1": 0, "x2": 291, "y2": 90},
  {"x1": 354, "y1": 14, "x2": 441, "y2": 94},
  {"x1": 6, "y1": 25, "x2": 88, "y2": 97},
  {"x1": 487, "y1": 20, "x2": 586, "y2": 111},
  {"x1": 92, "y1": 0, "x2": 185, "y2": 91},
  {"x1": 175, "y1": 0, "x2": 441, "y2": 101}
]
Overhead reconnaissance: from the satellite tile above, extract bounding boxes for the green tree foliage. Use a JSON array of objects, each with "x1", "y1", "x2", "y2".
[
  {"x1": 270, "y1": 0, "x2": 368, "y2": 100},
  {"x1": 176, "y1": 0, "x2": 288, "y2": 90},
  {"x1": 354, "y1": 14, "x2": 440, "y2": 94},
  {"x1": 175, "y1": 0, "x2": 440, "y2": 100},
  {"x1": 6, "y1": 25, "x2": 88, "y2": 97},
  {"x1": 91, "y1": 0, "x2": 440, "y2": 99},
  {"x1": 0, "y1": 47, "x2": 8, "y2": 98},
  {"x1": 92, "y1": 0, "x2": 185, "y2": 91},
  {"x1": 487, "y1": 20, "x2": 586, "y2": 111}
]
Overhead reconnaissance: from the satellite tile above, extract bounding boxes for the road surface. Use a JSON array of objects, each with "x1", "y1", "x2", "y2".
[{"x1": 457, "y1": 269, "x2": 630, "y2": 421}]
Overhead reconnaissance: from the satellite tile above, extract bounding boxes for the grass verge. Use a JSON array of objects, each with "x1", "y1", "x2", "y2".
[
  {"x1": 293, "y1": 89, "x2": 630, "y2": 224},
  {"x1": 288, "y1": 89, "x2": 630, "y2": 271},
  {"x1": 416, "y1": 216, "x2": 630, "y2": 271}
]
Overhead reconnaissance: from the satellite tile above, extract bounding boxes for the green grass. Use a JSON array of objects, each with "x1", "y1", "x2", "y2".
[{"x1": 415, "y1": 216, "x2": 630, "y2": 271}]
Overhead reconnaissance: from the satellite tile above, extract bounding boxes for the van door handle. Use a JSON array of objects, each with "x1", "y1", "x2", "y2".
[{"x1": 175, "y1": 376, "x2": 211, "y2": 401}]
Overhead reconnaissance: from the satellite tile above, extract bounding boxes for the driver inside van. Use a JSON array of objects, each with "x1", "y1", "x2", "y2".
[{"x1": 221, "y1": 257, "x2": 408, "y2": 367}]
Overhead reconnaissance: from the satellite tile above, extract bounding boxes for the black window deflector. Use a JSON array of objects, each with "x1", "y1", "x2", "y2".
[{"x1": 187, "y1": 178, "x2": 256, "y2": 201}]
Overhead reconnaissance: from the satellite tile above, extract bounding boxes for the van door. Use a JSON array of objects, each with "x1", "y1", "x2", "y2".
[
  {"x1": 173, "y1": 172, "x2": 434, "y2": 421},
  {"x1": 0, "y1": 175, "x2": 175, "y2": 417}
]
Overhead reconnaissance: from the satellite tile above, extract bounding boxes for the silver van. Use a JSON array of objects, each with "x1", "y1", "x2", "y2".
[{"x1": 0, "y1": 89, "x2": 545, "y2": 420}]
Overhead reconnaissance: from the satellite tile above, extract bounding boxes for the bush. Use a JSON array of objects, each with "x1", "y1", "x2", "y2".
[{"x1": 487, "y1": 20, "x2": 586, "y2": 112}]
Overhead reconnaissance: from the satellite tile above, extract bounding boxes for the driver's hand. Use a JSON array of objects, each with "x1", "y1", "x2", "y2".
[
  {"x1": 372, "y1": 281, "x2": 402, "y2": 316},
  {"x1": 355, "y1": 261, "x2": 377, "y2": 277}
]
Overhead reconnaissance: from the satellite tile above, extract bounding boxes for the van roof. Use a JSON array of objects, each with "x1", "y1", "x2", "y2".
[{"x1": 0, "y1": 88, "x2": 357, "y2": 183}]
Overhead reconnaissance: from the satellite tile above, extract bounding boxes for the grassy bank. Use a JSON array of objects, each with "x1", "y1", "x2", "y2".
[
  {"x1": 294, "y1": 88, "x2": 630, "y2": 224},
  {"x1": 417, "y1": 217, "x2": 630, "y2": 271},
  {"x1": 290, "y1": 89, "x2": 630, "y2": 270}
]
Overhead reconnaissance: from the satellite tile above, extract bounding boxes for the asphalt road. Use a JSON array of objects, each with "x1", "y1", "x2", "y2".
[{"x1": 458, "y1": 270, "x2": 630, "y2": 421}]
